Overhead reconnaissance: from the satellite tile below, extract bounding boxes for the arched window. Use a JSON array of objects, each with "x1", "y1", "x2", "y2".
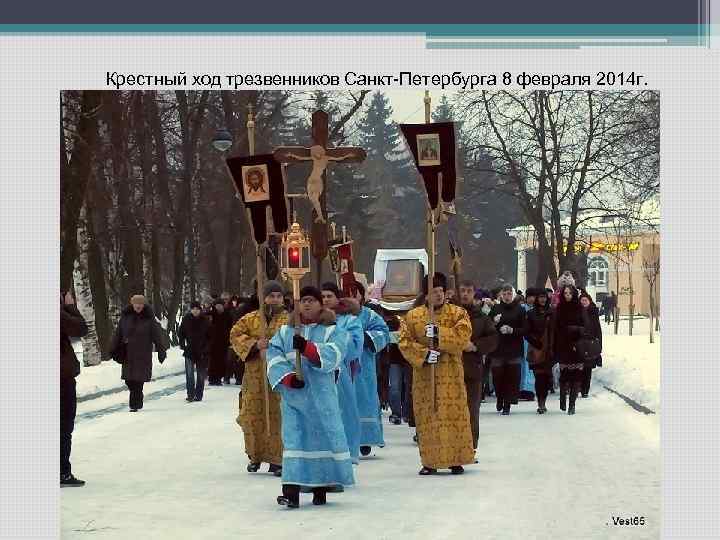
[{"x1": 588, "y1": 256, "x2": 609, "y2": 287}]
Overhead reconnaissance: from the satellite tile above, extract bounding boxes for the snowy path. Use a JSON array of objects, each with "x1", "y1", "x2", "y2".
[{"x1": 62, "y1": 382, "x2": 659, "y2": 540}]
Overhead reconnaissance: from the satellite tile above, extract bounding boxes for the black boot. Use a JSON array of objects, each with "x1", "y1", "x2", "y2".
[
  {"x1": 60, "y1": 473, "x2": 85, "y2": 487},
  {"x1": 501, "y1": 401, "x2": 511, "y2": 415},
  {"x1": 537, "y1": 397, "x2": 547, "y2": 414},
  {"x1": 450, "y1": 466, "x2": 465, "y2": 475},
  {"x1": 312, "y1": 487, "x2": 327, "y2": 505},
  {"x1": 559, "y1": 383, "x2": 567, "y2": 411},
  {"x1": 496, "y1": 396, "x2": 503, "y2": 412},
  {"x1": 419, "y1": 466, "x2": 437, "y2": 475},
  {"x1": 268, "y1": 464, "x2": 282, "y2": 477},
  {"x1": 247, "y1": 462, "x2": 261, "y2": 473},
  {"x1": 277, "y1": 484, "x2": 300, "y2": 508},
  {"x1": 568, "y1": 382, "x2": 580, "y2": 415},
  {"x1": 360, "y1": 446, "x2": 371, "y2": 456}
]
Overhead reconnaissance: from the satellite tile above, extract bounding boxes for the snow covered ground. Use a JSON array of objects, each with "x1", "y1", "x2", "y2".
[
  {"x1": 63, "y1": 317, "x2": 660, "y2": 539},
  {"x1": 62, "y1": 389, "x2": 659, "y2": 539},
  {"x1": 592, "y1": 317, "x2": 660, "y2": 413}
]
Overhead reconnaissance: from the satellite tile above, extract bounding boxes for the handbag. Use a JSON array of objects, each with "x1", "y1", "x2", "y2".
[
  {"x1": 574, "y1": 310, "x2": 601, "y2": 366},
  {"x1": 574, "y1": 337, "x2": 602, "y2": 366}
]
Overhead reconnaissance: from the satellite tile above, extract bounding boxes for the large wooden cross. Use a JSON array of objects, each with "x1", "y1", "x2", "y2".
[
  {"x1": 274, "y1": 110, "x2": 366, "y2": 270},
  {"x1": 274, "y1": 110, "x2": 366, "y2": 225}
]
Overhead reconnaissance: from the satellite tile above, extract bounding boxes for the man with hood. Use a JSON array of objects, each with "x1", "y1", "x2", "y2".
[
  {"x1": 458, "y1": 281, "x2": 498, "y2": 451},
  {"x1": 350, "y1": 282, "x2": 391, "y2": 456},
  {"x1": 399, "y1": 272, "x2": 475, "y2": 475},
  {"x1": 487, "y1": 284, "x2": 529, "y2": 415},
  {"x1": 267, "y1": 286, "x2": 353, "y2": 508},
  {"x1": 230, "y1": 280, "x2": 289, "y2": 475},
  {"x1": 110, "y1": 295, "x2": 169, "y2": 412},
  {"x1": 321, "y1": 282, "x2": 364, "y2": 465}
]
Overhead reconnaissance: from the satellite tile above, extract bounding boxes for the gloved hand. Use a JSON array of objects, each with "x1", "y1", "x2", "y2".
[
  {"x1": 499, "y1": 325, "x2": 513, "y2": 335},
  {"x1": 281, "y1": 373, "x2": 305, "y2": 389},
  {"x1": 425, "y1": 324, "x2": 439, "y2": 339},
  {"x1": 158, "y1": 350, "x2": 167, "y2": 363},
  {"x1": 292, "y1": 334, "x2": 307, "y2": 351},
  {"x1": 387, "y1": 317, "x2": 401, "y2": 331},
  {"x1": 425, "y1": 350, "x2": 440, "y2": 364},
  {"x1": 493, "y1": 314, "x2": 502, "y2": 324}
]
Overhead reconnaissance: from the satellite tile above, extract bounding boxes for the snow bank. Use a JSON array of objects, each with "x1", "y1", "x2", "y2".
[
  {"x1": 74, "y1": 347, "x2": 186, "y2": 399},
  {"x1": 592, "y1": 317, "x2": 660, "y2": 413}
]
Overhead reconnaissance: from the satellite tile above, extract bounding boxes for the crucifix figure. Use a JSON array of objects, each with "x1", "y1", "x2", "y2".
[{"x1": 274, "y1": 110, "x2": 366, "y2": 224}]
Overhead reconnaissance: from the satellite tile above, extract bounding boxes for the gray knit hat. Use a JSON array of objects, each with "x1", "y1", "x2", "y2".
[{"x1": 262, "y1": 280, "x2": 284, "y2": 299}]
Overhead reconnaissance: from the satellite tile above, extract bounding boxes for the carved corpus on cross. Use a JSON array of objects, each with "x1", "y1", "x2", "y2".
[{"x1": 273, "y1": 110, "x2": 366, "y2": 224}]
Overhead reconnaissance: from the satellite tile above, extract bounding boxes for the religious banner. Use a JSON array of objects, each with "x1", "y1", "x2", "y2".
[
  {"x1": 336, "y1": 242, "x2": 357, "y2": 297},
  {"x1": 226, "y1": 154, "x2": 289, "y2": 245},
  {"x1": 399, "y1": 122, "x2": 457, "y2": 209}
]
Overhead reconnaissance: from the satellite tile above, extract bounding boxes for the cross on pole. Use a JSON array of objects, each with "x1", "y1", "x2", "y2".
[{"x1": 273, "y1": 110, "x2": 366, "y2": 275}]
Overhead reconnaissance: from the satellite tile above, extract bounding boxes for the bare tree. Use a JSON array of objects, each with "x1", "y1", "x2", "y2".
[
  {"x1": 642, "y1": 239, "x2": 660, "y2": 343},
  {"x1": 455, "y1": 90, "x2": 660, "y2": 289}
]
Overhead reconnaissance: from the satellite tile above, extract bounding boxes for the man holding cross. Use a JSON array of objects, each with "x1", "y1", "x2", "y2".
[{"x1": 399, "y1": 272, "x2": 474, "y2": 475}]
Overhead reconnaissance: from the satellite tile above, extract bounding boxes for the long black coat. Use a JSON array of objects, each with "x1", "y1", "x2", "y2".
[
  {"x1": 111, "y1": 305, "x2": 169, "y2": 382},
  {"x1": 582, "y1": 304, "x2": 603, "y2": 367},
  {"x1": 553, "y1": 300, "x2": 585, "y2": 365},
  {"x1": 526, "y1": 305, "x2": 555, "y2": 372},
  {"x1": 178, "y1": 312, "x2": 210, "y2": 365},
  {"x1": 61, "y1": 304, "x2": 88, "y2": 380},
  {"x1": 208, "y1": 308, "x2": 233, "y2": 356},
  {"x1": 488, "y1": 299, "x2": 528, "y2": 359},
  {"x1": 462, "y1": 304, "x2": 499, "y2": 379}
]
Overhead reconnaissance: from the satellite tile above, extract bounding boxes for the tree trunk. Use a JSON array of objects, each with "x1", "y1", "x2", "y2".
[
  {"x1": 627, "y1": 261, "x2": 635, "y2": 337},
  {"x1": 61, "y1": 90, "x2": 102, "y2": 291},
  {"x1": 73, "y1": 204, "x2": 102, "y2": 366},
  {"x1": 648, "y1": 281, "x2": 655, "y2": 344},
  {"x1": 107, "y1": 92, "x2": 144, "y2": 300},
  {"x1": 84, "y1": 181, "x2": 112, "y2": 359},
  {"x1": 614, "y1": 261, "x2": 621, "y2": 335}
]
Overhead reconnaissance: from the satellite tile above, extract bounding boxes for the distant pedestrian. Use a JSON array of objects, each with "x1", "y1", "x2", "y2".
[{"x1": 110, "y1": 295, "x2": 169, "y2": 412}]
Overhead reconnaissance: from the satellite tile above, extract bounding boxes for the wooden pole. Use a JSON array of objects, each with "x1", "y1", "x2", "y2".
[
  {"x1": 246, "y1": 103, "x2": 271, "y2": 436},
  {"x1": 292, "y1": 279, "x2": 303, "y2": 381},
  {"x1": 423, "y1": 90, "x2": 438, "y2": 412}
]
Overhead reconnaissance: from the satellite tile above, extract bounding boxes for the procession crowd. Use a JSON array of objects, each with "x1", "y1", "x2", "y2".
[{"x1": 60, "y1": 269, "x2": 605, "y2": 508}]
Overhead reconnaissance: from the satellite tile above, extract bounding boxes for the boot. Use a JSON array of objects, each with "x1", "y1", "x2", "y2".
[
  {"x1": 268, "y1": 464, "x2": 282, "y2": 477},
  {"x1": 537, "y1": 397, "x2": 546, "y2": 414},
  {"x1": 60, "y1": 473, "x2": 85, "y2": 487},
  {"x1": 450, "y1": 466, "x2": 465, "y2": 475},
  {"x1": 247, "y1": 462, "x2": 261, "y2": 473},
  {"x1": 568, "y1": 382, "x2": 580, "y2": 415},
  {"x1": 501, "y1": 401, "x2": 511, "y2": 415},
  {"x1": 559, "y1": 382, "x2": 567, "y2": 411},
  {"x1": 496, "y1": 396, "x2": 503, "y2": 412},
  {"x1": 277, "y1": 484, "x2": 300, "y2": 508},
  {"x1": 360, "y1": 446, "x2": 371, "y2": 456},
  {"x1": 312, "y1": 487, "x2": 327, "y2": 505}
]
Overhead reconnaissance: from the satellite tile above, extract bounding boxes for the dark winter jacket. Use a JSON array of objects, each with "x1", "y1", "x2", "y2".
[
  {"x1": 208, "y1": 307, "x2": 233, "y2": 355},
  {"x1": 553, "y1": 299, "x2": 585, "y2": 365},
  {"x1": 581, "y1": 304, "x2": 603, "y2": 368},
  {"x1": 488, "y1": 299, "x2": 528, "y2": 359},
  {"x1": 461, "y1": 304, "x2": 499, "y2": 379},
  {"x1": 526, "y1": 305, "x2": 555, "y2": 372},
  {"x1": 178, "y1": 312, "x2": 211, "y2": 365},
  {"x1": 111, "y1": 305, "x2": 169, "y2": 382},
  {"x1": 60, "y1": 304, "x2": 88, "y2": 380}
]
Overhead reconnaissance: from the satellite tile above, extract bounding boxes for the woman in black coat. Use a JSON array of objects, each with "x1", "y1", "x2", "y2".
[
  {"x1": 526, "y1": 289, "x2": 554, "y2": 414},
  {"x1": 579, "y1": 290, "x2": 603, "y2": 398},
  {"x1": 552, "y1": 285, "x2": 585, "y2": 415},
  {"x1": 207, "y1": 299, "x2": 234, "y2": 385},
  {"x1": 110, "y1": 295, "x2": 169, "y2": 412}
]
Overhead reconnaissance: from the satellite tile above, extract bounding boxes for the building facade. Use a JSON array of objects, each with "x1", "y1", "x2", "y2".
[{"x1": 507, "y1": 201, "x2": 660, "y2": 317}]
